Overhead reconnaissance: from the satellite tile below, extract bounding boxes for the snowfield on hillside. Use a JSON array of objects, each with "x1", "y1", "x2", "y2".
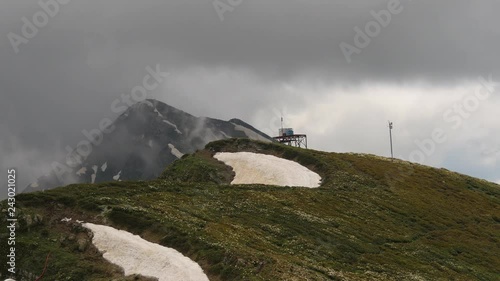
[
  {"x1": 214, "y1": 152, "x2": 321, "y2": 188},
  {"x1": 162, "y1": 119, "x2": 182, "y2": 134},
  {"x1": 83, "y1": 223, "x2": 209, "y2": 281},
  {"x1": 168, "y1": 143, "x2": 184, "y2": 159},
  {"x1": 113, "y1": 170, "x2": 122, "y2": 180}
]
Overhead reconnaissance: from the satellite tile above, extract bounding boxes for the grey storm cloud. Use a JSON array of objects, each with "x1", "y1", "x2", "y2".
[{"x1": 1, "y1": 0, "x2": 499, "y2": 191}]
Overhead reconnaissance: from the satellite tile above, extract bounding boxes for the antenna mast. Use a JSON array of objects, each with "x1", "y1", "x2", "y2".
[
  {"x1": 388, "y1": 121, "x2": 394, "y2": 159},
  {"x1": 281, "y1": 116, "x2": 284, "y2": 135}
]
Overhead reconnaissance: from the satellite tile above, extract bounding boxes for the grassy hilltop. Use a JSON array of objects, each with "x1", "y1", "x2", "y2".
[{"x1": 1, "y1": 138, "x2": 499, "y2": 280}]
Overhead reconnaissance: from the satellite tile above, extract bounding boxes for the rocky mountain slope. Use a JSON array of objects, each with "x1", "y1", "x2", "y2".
[
  {"x1": 25, "y1": 100, "x2": 271, "y2": 192},
  {"x1": 3, "y1": 139, "x2": 499, "y2": 280}
]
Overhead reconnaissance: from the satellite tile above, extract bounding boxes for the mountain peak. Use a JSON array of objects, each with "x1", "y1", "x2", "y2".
[{"x1": 25, "y1": 101, "x2": 272, "y2": 192}]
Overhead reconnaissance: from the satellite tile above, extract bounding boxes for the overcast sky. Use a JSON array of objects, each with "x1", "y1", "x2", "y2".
[{"x1": 1, "y1": 0, "x2": 499, "y2": 190}]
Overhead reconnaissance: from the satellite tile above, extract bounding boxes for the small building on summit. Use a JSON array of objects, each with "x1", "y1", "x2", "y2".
[{"x1": 273, "y1": 127, "x2": 307, "y2": 148}]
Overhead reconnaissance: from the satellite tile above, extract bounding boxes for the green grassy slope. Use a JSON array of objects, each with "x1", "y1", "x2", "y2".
[{"x1": 1, "y1": 139, "x2": 499, "y2": 280}]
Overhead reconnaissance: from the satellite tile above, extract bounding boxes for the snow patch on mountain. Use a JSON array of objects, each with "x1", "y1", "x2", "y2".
[
  {"x1": 162, "y1": 120, "x2": 182, "y2": 134},
  {"x1": 220, "y1": 131, "x2": 230, "y2": 139},
  {"x1": 168, "y1": 144, "x2": 184, "y2": 159},
  {"x1": 101, "y1": 162, "x2": 107, "y2": 172},
  {"x1": 233, "y1": 124, "x2": 271, "y2": 143},
  {"x1": 83, "y1": 223, "x2": 209, "y2": 281},
  {"x1": 214, "y1": 152, "x2": 321, "y2": 188},
  {"x1": 76, "y1": 167, "x2": 87, "y2": 176},
  {"x1": 91, "y1": 165, "x2": 98, "y2": 184},
  {"x1": 154, "y1": 107, "x2": 164, "y2": 117},
  {"x1": 113, "y1": 170, "x2": 122, "y2": 181}
]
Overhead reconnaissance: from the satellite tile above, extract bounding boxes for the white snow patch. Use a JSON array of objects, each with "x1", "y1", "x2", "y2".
[
  {"x1": 83, "y1": 223, "x2": 209, "y2": 281},
  {"x1": 91, "y1": 165, "x2": 98, "y2": 184},
  {"x1": 214, "y1": 152, "x2": 321, "y2": 188},
  {"x1": 168, "y1": 143, "x2": 184, "y2": 159},
  {"x1": 30, "y1": 181, "x2": 39, "y2": 188},
  {"x1": 76, "y1": 167, "x2": 87, "y2": 176},
  {"x1": 61, "y1": 217, "x2": 72, "y2": 222},
  {"x1": 162, "y1": 120, "x2": 182, "y2": 134},
  {"x1": 113, "y1": 170, "x2": 122, "y2": 181},
  {"x1": 220, "y1": 131, "x2": 230, "y2": 139},
  {"x1": 101, "y1": 162, "x2": 108, "y2": 172},
  {"x1": 154, "y1": 107, "x2": 164, "y2": 117},
  {"x1": 232, "y1": 124, "x2": 271, "y2": 142}
]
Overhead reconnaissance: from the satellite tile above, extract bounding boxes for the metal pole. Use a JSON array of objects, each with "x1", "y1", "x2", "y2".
[
  {"x1": 389, "y1": 121, "x2": 394, "y2": 159},
  {"x1": 281, "y1": 116, "x2": 284, "y2": 136}
]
